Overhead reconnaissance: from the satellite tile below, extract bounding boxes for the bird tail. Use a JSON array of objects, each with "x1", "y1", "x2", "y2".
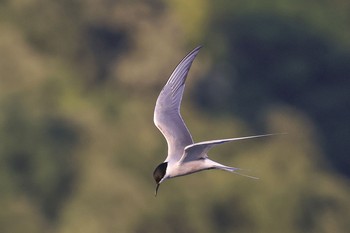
[{"x1": 217, "y1": 166, "x2": 259, "y2": 180}]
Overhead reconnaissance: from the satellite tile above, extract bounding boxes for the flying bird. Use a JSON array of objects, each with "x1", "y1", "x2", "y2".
[{"x1": 153, "y1": 46, "x2": 277, "y2": 196}]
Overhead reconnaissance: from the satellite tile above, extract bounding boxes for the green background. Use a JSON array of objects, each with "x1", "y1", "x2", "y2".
[{"x1": 1, "y1": 0, "x2": 349, "y2": 232}]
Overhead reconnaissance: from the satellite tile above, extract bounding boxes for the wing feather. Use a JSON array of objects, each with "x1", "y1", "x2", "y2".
[
  {"x1": 180, "y1": 134, "x2": 280, "y2": 163},
  {"x1": 154, "y1": 46, "x2": 202, "y2": 162}
]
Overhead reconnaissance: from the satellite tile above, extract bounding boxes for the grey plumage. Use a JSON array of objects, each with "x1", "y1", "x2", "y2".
[{"x1": 153, "y1": 46, "x2": 279, "y2": 196}]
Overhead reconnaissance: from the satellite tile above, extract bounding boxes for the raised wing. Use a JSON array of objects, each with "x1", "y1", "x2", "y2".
[
  {"x1": 180, "y1": 134, "x2": 279, "y2": 163},
  {"x1": 154, "y1": 46, "x2": 202, "y2": 162}
]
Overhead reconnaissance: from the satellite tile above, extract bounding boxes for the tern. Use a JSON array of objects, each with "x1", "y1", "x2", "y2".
[{"x1": 153, "y1": 46, "x2": 277, "y2": 196}]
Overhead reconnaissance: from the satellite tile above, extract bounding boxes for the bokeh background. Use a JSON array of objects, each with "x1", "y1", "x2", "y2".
[{"x1": 1, "y1": 0, "x2": 349, "y2": 232}]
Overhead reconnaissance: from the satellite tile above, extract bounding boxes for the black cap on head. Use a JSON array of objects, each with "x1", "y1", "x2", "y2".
[
  {"x1": 153, "y1": 162, "x2": 167, "y2": 183},
  {"x1": 153, "y1": 162, "x2": 168, "y2": 196}
]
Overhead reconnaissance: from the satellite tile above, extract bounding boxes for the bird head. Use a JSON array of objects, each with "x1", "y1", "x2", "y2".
[{"x1": 153, "y1": 162, "x2": 168, "y2": 196}]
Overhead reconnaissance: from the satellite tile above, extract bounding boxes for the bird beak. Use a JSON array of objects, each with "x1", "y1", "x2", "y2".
[{"x1": 155, "y1": 183, "x2": 160, "y2": 197}]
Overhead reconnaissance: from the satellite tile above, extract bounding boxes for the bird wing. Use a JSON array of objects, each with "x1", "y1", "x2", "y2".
[
  {"x1": 180, "y1": 134, "x2": 279, "y2": 163},
  {"x1": 154, "y1": 46, "x2": 202, "y2": 162}
]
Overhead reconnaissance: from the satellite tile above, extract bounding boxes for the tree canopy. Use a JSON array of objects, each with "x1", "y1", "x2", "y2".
[{"x1": 0, "y1": 0, "x2": 349, "y2": 232}]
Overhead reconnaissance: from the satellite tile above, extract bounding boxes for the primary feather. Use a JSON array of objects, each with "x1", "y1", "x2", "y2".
[{"x1": 154, "y1": 46, "x2": 201, "y2": 162}]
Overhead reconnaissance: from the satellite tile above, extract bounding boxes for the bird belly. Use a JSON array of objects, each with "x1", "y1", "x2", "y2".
[{"x1": 168, "y1": 159, "x2": 213, "y2": 178}]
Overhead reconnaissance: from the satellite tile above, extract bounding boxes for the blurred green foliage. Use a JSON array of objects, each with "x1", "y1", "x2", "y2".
[{"x1": 0, "y1": 0, "x2": 349, "y2": 232}]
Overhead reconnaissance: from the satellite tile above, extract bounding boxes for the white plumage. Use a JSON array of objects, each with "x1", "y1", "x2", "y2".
[{"x1": 153, "y1": 46, "x2": 278, "y2": 196}]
